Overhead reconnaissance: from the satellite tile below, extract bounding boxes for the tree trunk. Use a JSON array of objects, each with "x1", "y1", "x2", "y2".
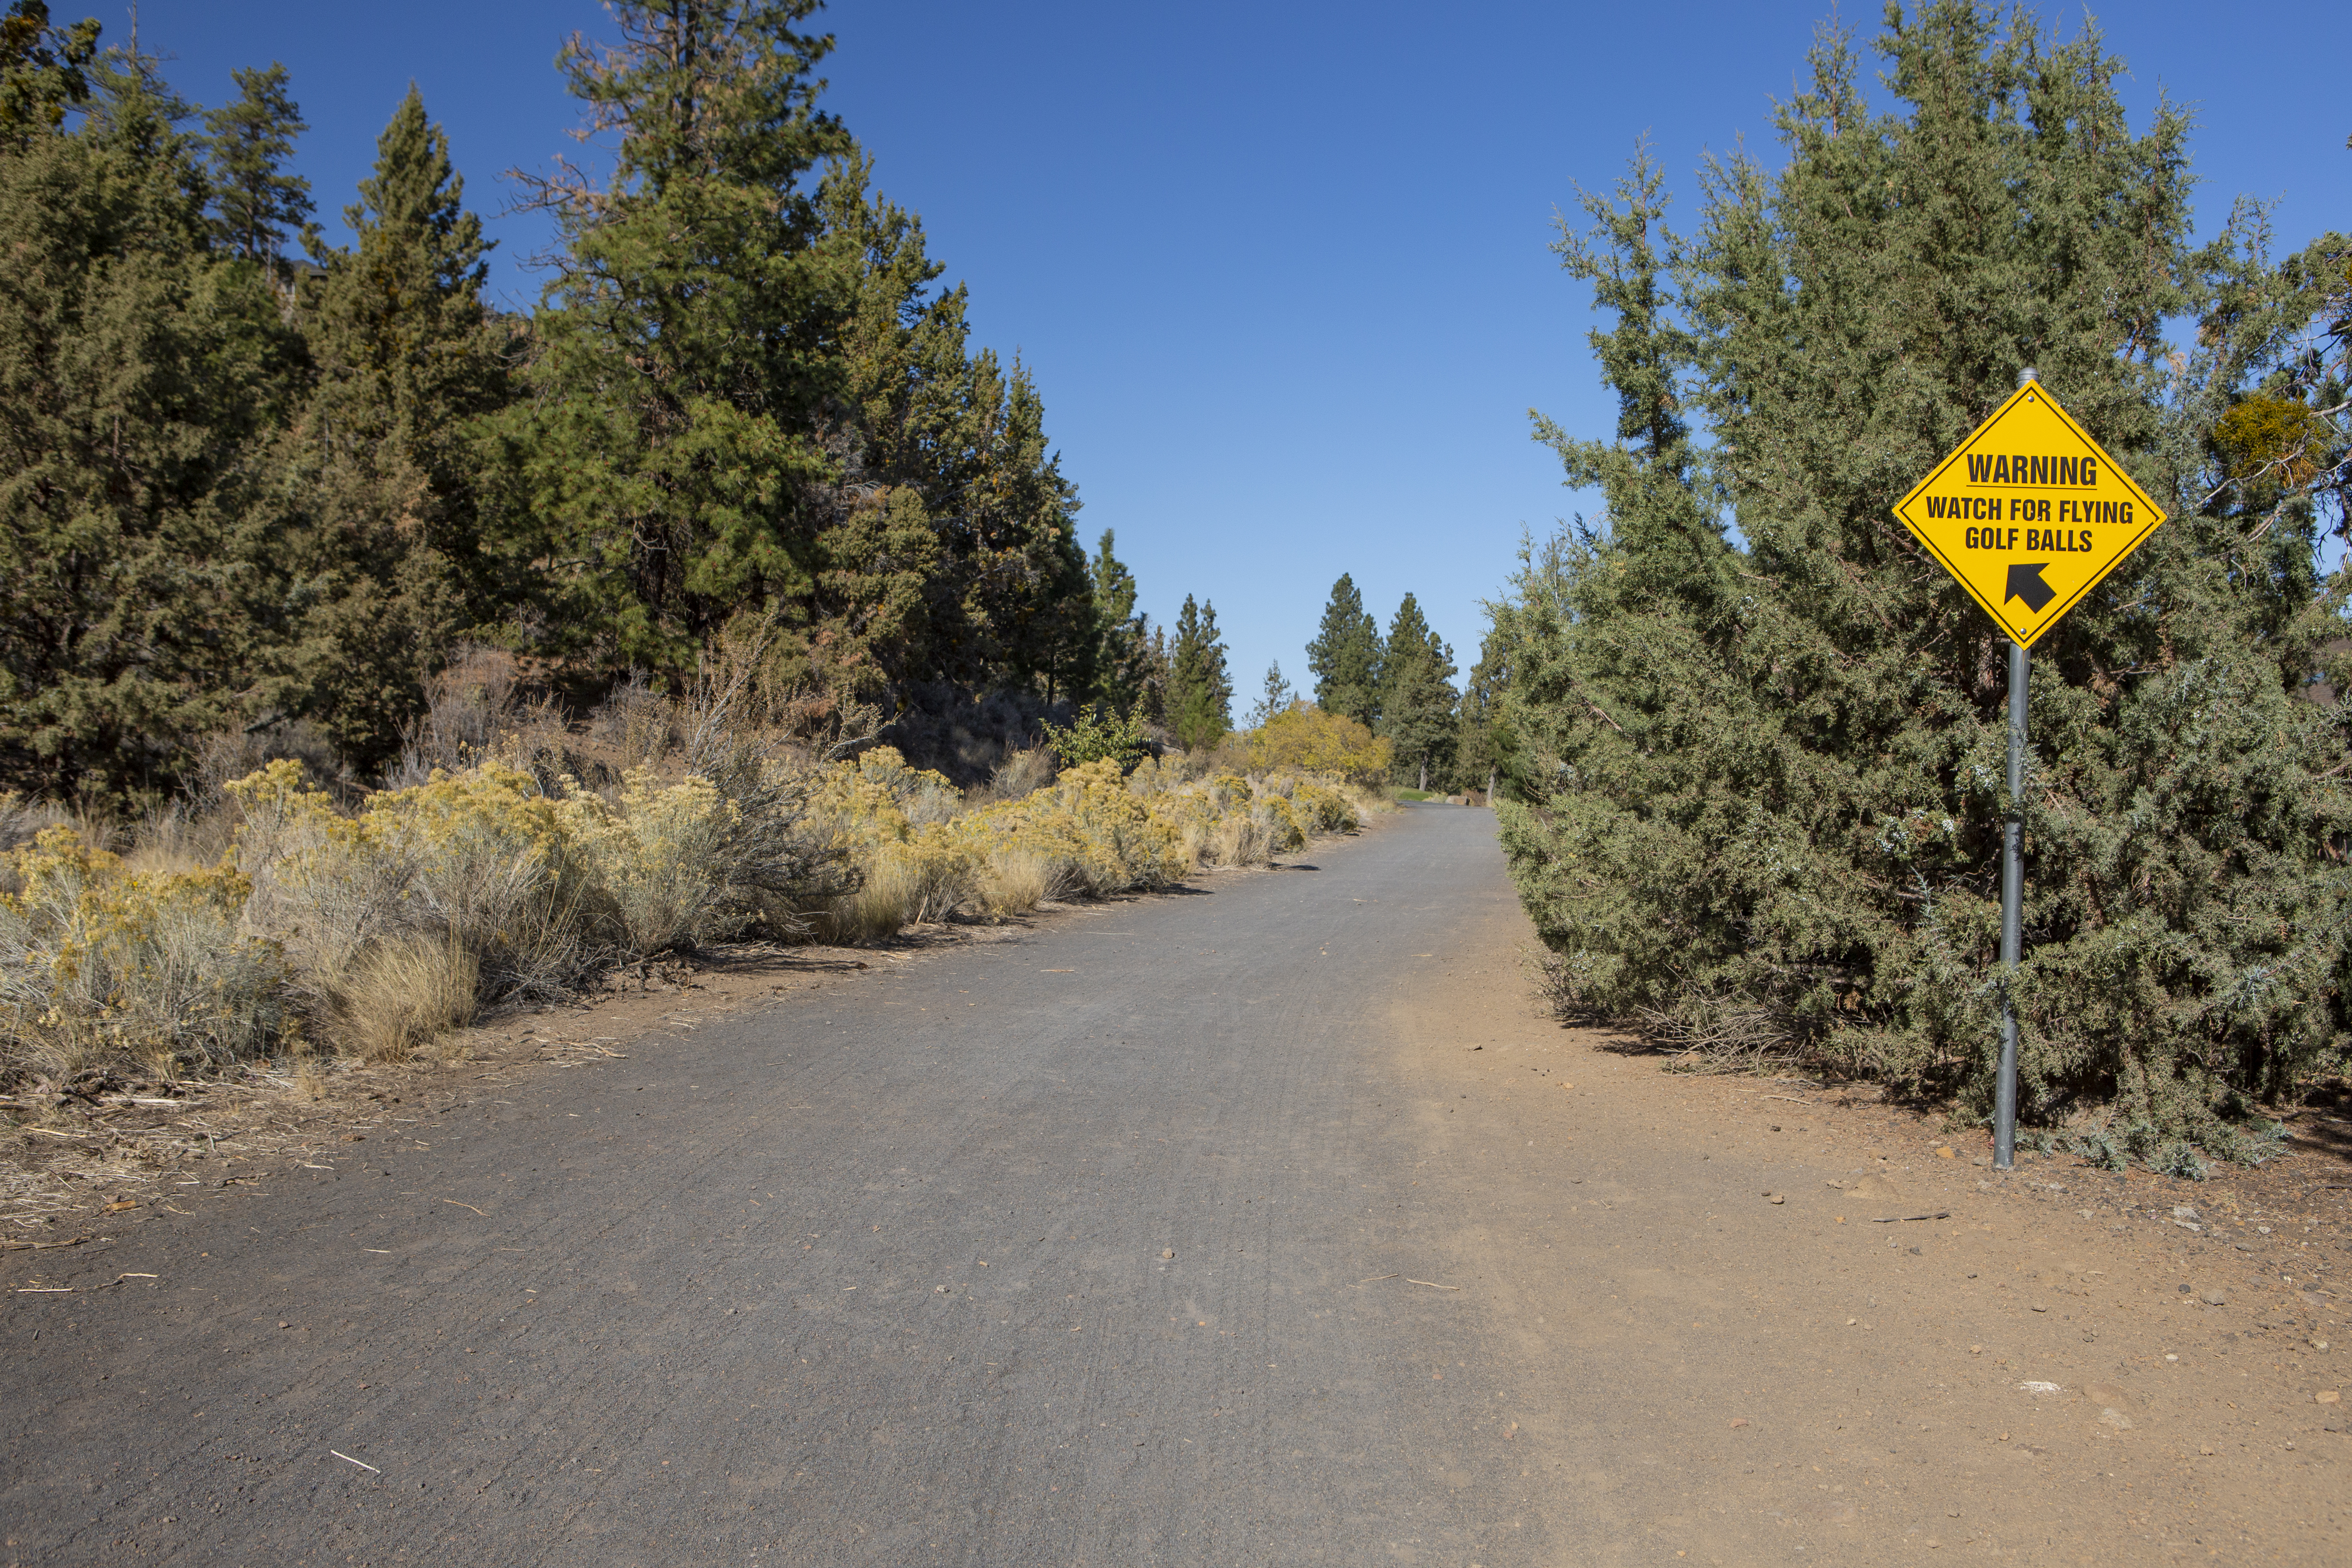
[{"x1": 1418, "y1": 761, "x2": 1428, "y2": 792}]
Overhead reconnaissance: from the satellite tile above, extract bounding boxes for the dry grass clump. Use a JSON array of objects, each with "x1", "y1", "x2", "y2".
[
  {"x1": 957, "y1": 757, "x2": 1187, "y2": 901},
  {"x1": 3, "y1": 663, "x2": 853, "y2": 1077},
  {"x1": 985, "y1": 747, "x2": 1056, "y2": 802},
  {"x1": 831, "y1": 841, "x2": 978, "y2": 940},
  {"x1": 979, "y1": 846, "x2": 1073, "y2": 915},
  {"x1": 337, "y1": 933, "x2": 480, "y2": 1063}
]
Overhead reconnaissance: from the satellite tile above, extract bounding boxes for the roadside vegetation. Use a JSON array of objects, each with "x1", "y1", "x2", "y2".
[
  {"x1": 0, "y1": 0, "x2": 1337, "y2": 1108},
  {"x1": 0, "y1": 642, "x2": 1385, "y2": 1092},
  {"x1": 1484, "y1": 0, "x2": 2352, "y2": 1171}
]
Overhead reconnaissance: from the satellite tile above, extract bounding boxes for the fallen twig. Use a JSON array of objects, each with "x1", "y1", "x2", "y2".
[
  {"x1": 1870, "y1": 1212, "x2": 1953, "y2": 1224},
  {"x1": 1407, "y1": 1278, "x2": 1462, "y2": 1291},
  {"x1": 1357, "y1": 1273, "x2": 1401, "y2": 1284},
  {"x1": 330, "y1": 1451, "x2": 380, "y2": 1474},
  {"x1": 441, "y1": 1199, "x2": 486, "y2": 1216}
]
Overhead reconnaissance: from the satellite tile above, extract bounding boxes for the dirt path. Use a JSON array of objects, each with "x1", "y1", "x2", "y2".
[{"x1": 1, "y1": 805, "x2": 2342, "y2": 1565}]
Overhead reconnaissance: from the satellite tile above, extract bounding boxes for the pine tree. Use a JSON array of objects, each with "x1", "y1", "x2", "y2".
[
  {"x1": 1168, "y1": 595, "x2": 1232, "y2": 751},
  {"x1": 953, "y1": 357, "x2": 1095, "y2": 702},
  {"x1": 1306, "y1": 573, "x2": 1383, "y2": 727},
  {"x1": 1498, "y1": 0, "x2": 2352, "y2": 1160},
  {"x1": 1245, "y1": 661, "x2": 1293, "y2": 728},
  {"x1": 0, "y1": 49, "x2": 307, "y2": 798},
  {"x1": 279, "y1": 84, "x2": 511, "y2": 770},
  {"x1": 202, "y1": 62, "x2": 311, "y2": 277},
  {"x1": 484, "y1": 0, "x2": 855, "y2": 677},
  {"x1": 1375, "y1": 594, "x2": 1457, "y2": 788}
]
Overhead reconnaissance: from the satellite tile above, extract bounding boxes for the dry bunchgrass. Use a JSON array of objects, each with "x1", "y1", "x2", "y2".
[
  {"x1": 830, "y1": 846, "x2": 974, "y2": 942},
  {"x1": 984, "y1": 747, "x2": 1056, "y2": 803},
  {"x1": 981, "y1": 846, "x2": 1073, "y2": 915},
  {"x1": 337, "y1": 934, "x2": 479, "y2": 1062}
]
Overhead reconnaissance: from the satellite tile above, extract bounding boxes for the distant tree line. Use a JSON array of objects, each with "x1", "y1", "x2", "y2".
[
  {"x1": 1290, "y1": 573, "x2": 1489, "y2": 793},
  {"x1": 0, "y1": 0, "x2": 1232, "y2": 802}
]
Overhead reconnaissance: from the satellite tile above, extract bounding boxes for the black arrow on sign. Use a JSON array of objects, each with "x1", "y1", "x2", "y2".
[{"x1": 2004, "y1": 562, "x2": 2055, "y2": 612}]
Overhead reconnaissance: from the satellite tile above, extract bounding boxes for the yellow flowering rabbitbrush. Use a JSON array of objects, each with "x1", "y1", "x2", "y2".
[{"x1": 0, "y1": 826, "x2": 292, "y2": 1075}]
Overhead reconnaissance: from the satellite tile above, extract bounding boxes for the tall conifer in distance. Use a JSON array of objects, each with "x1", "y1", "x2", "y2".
[
  {"x1": 1375, "y1": 593, "x2": 1458, "y2": 789},
  {"x1": 1497, "y1": 0, "x2": 2352, "y2": 1159},
  {"x1": 1306, "y1": 573, "x2": 1383, "y2": 727},
  {"x1": 1453, "y1": 622, "x2": 1517, "y2": 801},
  {"x1": 812, "y1": 154, "x2": 1095, "y2": 708},
  {"x1": 1084, "y1": 528, "x2": 1163, "y2": 715},
  {"x1": 1245, "y1": 661, "x2": 1293, "y2": 728},
  {"x1": 279, "y1": 85, "x2": 510, "y2": 770},
  {"x1": 1168, "y1": 595, "x2": 1232, "y2": 751}
]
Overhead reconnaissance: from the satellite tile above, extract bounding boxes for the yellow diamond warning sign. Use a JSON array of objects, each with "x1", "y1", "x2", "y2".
[{"x1": 1891, "y1": 380, "x2": 2166, "y2": 647}]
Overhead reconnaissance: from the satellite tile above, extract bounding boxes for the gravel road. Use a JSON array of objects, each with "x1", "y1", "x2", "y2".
[{"x1": 3, "y1": 804, "x2": 2343, "y2": 1565}]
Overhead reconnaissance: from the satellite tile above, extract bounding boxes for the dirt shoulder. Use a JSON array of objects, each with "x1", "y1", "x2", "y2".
[{"x1": 1386, "y1": 893, "x2": 2349, "y2": 1563}]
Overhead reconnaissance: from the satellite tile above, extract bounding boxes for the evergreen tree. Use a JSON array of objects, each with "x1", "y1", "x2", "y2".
[
  {"x1": 1168, "y1": 595, "x2": 1232, "y2": 751},
  {"x1": 0, "y1": 48, "x2": 307, "y2": 798},
  {"x1": 1376, "y1": 593, "x2": 1457, "y2": 788},
  {"x1": 484, "y1": 0, "x2": 855, "y2": 677},
  {"x1": 279, "y1": 84, "x2": 511, "y2": 770},
  {"x1": 0, "y1": 2, "x2": 97, "y2": 147},
  {"x1": 1305, "y1": 573, "x2": 1383, "y2": 727},
  {"x1": 954, "y1": 357, "x2": 1095, "y2": 703},
  {"x1": 1453, "y1": 618, "x2": 1518, "y2": 800},
  {"x1": 1245, "y1": 660, "x2": 1292, "y2": 728},
  {"x1": 1084, "y1": 528, "x2": 1161, "y2": 714},
  {"x1": 202, "y1": 62, "x2": 311, "y2": 276},
  {"x1": 1498, "y1": 1, "x2": 2352, "y2": 1160},
  {"x1": 817, "y1": 153, "x2": 1098, "y2": 707}
]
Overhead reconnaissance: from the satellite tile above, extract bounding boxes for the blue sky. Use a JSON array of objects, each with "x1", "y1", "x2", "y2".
[{"x1": 128, "y1": 1, "x2": 2346, "y2": 709}]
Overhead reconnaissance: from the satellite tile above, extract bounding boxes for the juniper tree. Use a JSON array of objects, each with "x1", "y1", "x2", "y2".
[
  {"x1": 1497, "y1": 0, "x2": 2352, "y2": 1160},
  {"x1": 0, "y1": 50, "x2": 306, "y2": 798},
  {"x1": 1306, "y1": 573, "x2": 1382, "y2": 727},
  {"x1": 278, "y1": 85, "x2": 511, "y2": 771}
]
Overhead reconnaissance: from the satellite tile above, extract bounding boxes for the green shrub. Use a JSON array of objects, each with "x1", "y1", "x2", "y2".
[{"x1": 1040, "y1": 706, "x2": 1151, "y2": 773}]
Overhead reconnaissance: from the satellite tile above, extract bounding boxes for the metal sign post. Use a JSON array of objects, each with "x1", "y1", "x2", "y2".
[
  {"x1": 1994, "y1": 635, "x2": 2025, "y2": 1169},
  {"x1": 1889, "y1": 367, "x2": 2169, "y2": 1172}
]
